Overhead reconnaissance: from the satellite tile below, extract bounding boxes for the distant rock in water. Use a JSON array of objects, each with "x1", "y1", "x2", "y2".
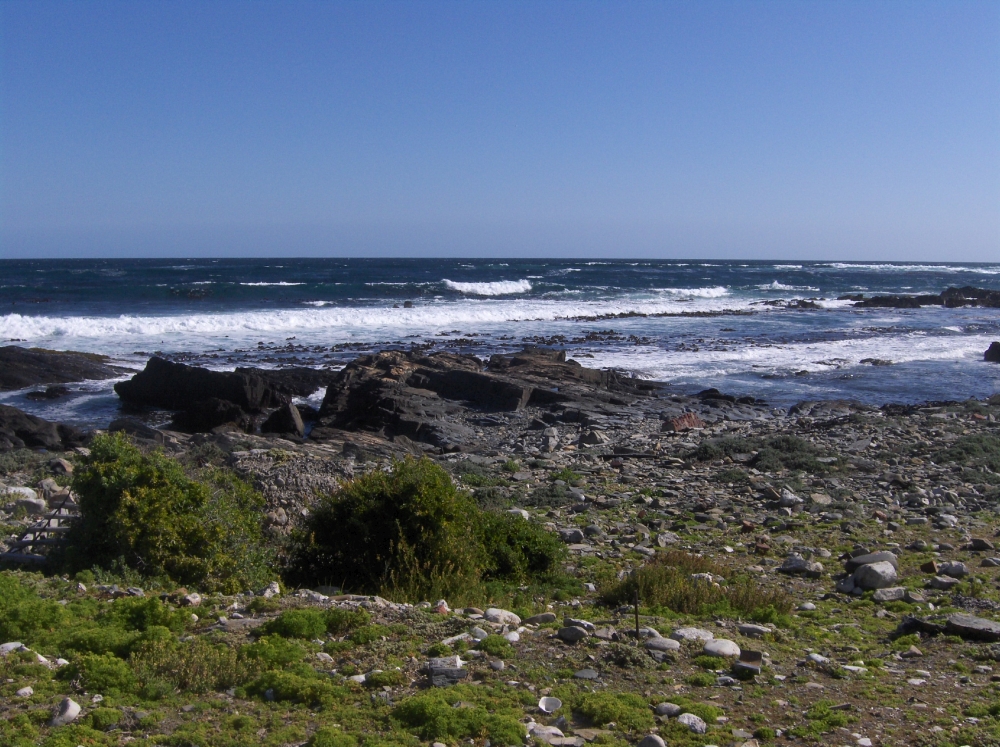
[
  {"x1": 115, "y1": 357, "x2": 288, "y2": 411},
  {"x1": 0, "y1": 346, "x2": 127, "y2": 391},
  {"x1": 986, "y1": 342, "x2": 1000, "y2": 364},
  {"x1": 854, "y1": 286, "x2": 1000, "y2": 309},
  {"x1": 0, "y1": 404, "x2": 88, "y2": 452}
]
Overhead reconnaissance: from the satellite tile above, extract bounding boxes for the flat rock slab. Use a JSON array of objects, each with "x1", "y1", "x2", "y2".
[
  {"x1": 946, "y1": 614, "x2": 1000, "y2": 642},
  {"x1": 671, "y1": 627, "x2": 714, "y2": 642},
  {"x1": 845, "y1": 551, "x2": 899, "y2": 573},
  {"x1": 645, "y1": 638, "x2": 681, "y2": 652}
]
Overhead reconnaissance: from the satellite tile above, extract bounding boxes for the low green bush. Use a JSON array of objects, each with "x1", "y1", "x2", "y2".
[
  {"x1": 392, "y1": 689, "x2": 524, "y2": 743},
  {"x1": 477, "y1": 634, "x2": 513, "y2": 657},
  {"x1": 65, "y1": 652, "x2": 138, "y2": 695},
  {"x1": 261, "y1": 608, "x2": 328, "y2": 639},
  {"x1": 365, "y1": 669, "x2": 406, "y2": 688},
  {"x1": 240, "y1": 635, "x2": 306, "y2": 670},
  {"x1": 308, "y1": 728, "x2": 359, "y2": 747},
  {"x1": 287, "y1": 457, "x2": 564, "y2": 603},
  {"x1": 574, "y1": 692, "x2": 654, "y2": 732},
  {"x1": 599, "y1": 552, "x2": 792, "y2": 617},
  {"x1": 60, "y1": 432, "x2": 276, "y2": 593},
  {"x1": 325, "y1": 607, "x2": 371, "y2": 635},
  {"x1": 349, "y1": 624, "x2": 391, "y2": 645},
  {"x1": 246, "y1": 669, "x2": 347, "y2": 707}
]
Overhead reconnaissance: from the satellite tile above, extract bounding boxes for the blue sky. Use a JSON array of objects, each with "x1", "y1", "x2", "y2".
[{"x1": 1, "y1": 1, "x2": 997, "y2": 260}]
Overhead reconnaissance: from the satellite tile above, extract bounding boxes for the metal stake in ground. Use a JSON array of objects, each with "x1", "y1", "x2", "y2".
[{"x1": 633, "y1": 573, "x2": 640, "y2": 643}]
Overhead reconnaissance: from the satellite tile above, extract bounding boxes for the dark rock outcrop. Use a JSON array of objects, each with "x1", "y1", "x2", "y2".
[
  {"x1": 115, "y1": 357, "x2": 287, "y2": 412},
  {"x1": 261, "y1": 403, "x2": 305, "y2": 438},
  {"x1": 235, "y1": 367, "x2": 339, "y2": 398},
  {"x1": 0, "y1": 404, "x2": 88, "y2": 451},
  {"x1": 986, "y1": 342, "x2": 1000, "y2": 363},
  {"x1": 169, "y1": 398, "x2": 254, "y2": 434},
  {"x1": 0, "y1": 346, "x2": 127, "y2": 391},
  {"x1": 312, "y1": 348, "x2": 654, "y2": 450},
  {"x1": 854, "y1": 286, "x2": 1000, "y2": 309}
]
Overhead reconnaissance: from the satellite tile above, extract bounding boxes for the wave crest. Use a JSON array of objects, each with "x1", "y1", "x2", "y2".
[{"x1": 442, "y1": 279, "x2": 532, "y2": 295}]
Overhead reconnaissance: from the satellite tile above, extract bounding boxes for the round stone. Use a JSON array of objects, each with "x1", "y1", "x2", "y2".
[{"x1": 654, "y1": 702, "x2": 682, "y2": 717}]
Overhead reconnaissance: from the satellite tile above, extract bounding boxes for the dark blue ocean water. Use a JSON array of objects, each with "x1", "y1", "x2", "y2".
[{"x1": 2, "y1": 258, "x2": 999, "y2": 426}]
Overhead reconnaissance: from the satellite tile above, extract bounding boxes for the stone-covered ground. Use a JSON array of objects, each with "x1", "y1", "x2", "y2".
[{"x1": 3, "y1": 390, "x2": 1000, "y2": 747}]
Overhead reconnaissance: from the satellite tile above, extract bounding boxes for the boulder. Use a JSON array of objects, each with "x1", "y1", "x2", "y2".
[
  {"x1": 938, "y1": 561, "x2": 968, "y2": 579},
  {"x1": 987, "y1": 342, "x2": 1000, "y2": 363},
  {"x1": 638, "y1": 736, "x2": 666, "y2": 747},
  {"x1": 779, "y1": 553, "x2": 823, "y2": 577},
  {"x1": 0, "y1": 405, "x2": 88, "y2": 452},
  {"x1": 853, "y1": 561, "x2": 898, "y2": 590},
  {"x1": 872, "y1": 587, "x2": 906, "y2": 602},
  {"x1": 523, "y1": 612, "x2": 557, "y2": 625},
  {"x1": 703, "y1": 639, "x2": 741, "y2": 657},
  {"x1": 235, "y1": 366, "x2": 338, "y2": 397},
  {"x1": 0, "y1": 346, "x2": 125, "y2": 391},
  {"x1": 483, "y1": 608, "x2": 521, "y2": 625},
  {"x1": 654, "y1": 702, "x2": 682, "y2": 716},
  {"x1": 115, "y1": 356, "x2": 286, "y2": 411},
  {"x1": 945, "y1": 613, "x2": 1000, "y2": 642},
  {"x1": 49, "y1": 697, "x2": 81, "y2": 727},
  {"x1": 427, "y1": 655, "x2": 467, "y2": 687},
  {"x1": 677, "y1": 713, "x2": 707, "y2": 734},
  {"x1": 845, "y1": 551, "x2": 899, "y2": 573},
  {"x1": 261, "y1": 403, "x2": 305, "y2": 437},
  {"x1": 671, "y1": 627, "x2": 714, "y2": 642},
  {"x1": 557, "y1": 626, "x2": 589, "y2": 643}
]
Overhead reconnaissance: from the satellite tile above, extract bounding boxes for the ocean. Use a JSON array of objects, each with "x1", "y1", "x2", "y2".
[{"x1": 2, "y1": 258, "x2": 999, "y2": 428}]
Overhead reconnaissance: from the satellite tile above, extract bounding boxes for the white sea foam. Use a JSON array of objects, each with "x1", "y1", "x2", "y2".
[
  {"x1": 652, "y1": 286, "x2": 730, "y2": 298},
  {"x1": 773, "y1": 265, "x2": 803, "y2": 270},
  {"x1": 240, "y1": 282, "x2": 306, "y2": 286},
  {"x1": 442, "y1": 279, "x2": 533, "y2": 295},
  {"x1": 758, "y1": 281, "x2": 820, "y2": 292},
  {"x1": 585, "y1": 332, "x2": 998, "y2": 383},
  {"x1": 821, "y1": 263, "x2": 1000, "y2": 275}
]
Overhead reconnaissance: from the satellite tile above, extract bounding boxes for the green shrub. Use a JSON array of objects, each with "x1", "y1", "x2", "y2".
[
  {"x1": 599, "y1": 552, "x2": 792, "y2": 617},
  {"x1": 754, "y1": 727, "x2": 776, "y2": 739},
  {"x1": 575, "y1": 692, "x2": 654, "y2": 732},
  {"x1": 308, "y1": 728, "x2": 359, "y2": 747},
  {"x1": 105, "y1": 596, "x2": 189, "y2": 633},
  {"x1": 325, "y1": 607, "x2": 371, "y2": 635},
  {"x1": 87, "y1": 707, "x2": 122, "y2": 730},
  {"x1": 349, "y1": 624, "x2": 391, "y2": 645},
  {"x1": 131, "y1": 637, "x2": 244, "y2": 694},
  {"x1": 240, "y1": 635, "x2": 306, "y2": 670},
  {"x1": 476, "y1": 511, "x2": 565, "y2": 583},
  {"x1": 287, "y1": 457, "x2": 564, "y2": 602},
  {"x1": 246, "y1": 669, "x2": 346, "y2": 707},
  {"x1": 477, "y1": 634, "x2": 513, "y2": 657},
  {"x1": 392, "y1": 690, "x2": 524, "y2": 743},
  {"x1": 685, "y1": 672, "x2": 716, "y2": 687},
  {"x1": 67, "y1": 652, "x2": 138, "y2": 695},
  {"x1": 61, "y1": 432, "x2": 275, "y2": 593},
  {"x1": 693, "y1": 655, "x2": 729, "y2": 671},
  {"x1": 0, "y1": 573, "x2": 66, "y2": 642},
  {"x1": 365, "y1": 669, "x2": 406, "y2": 688},
  {"x1": 261, "y1": 608, "x2": 328, "y2": 639}
]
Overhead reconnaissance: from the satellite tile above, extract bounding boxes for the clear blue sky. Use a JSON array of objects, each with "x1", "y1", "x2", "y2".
[{"x1": 1, "y1": 0, "x2": 997, "y2": 260}]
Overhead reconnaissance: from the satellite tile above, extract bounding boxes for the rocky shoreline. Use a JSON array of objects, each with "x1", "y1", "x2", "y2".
[{"x1": 2, "y1": 342, "x2": 1000, "y2": 746}]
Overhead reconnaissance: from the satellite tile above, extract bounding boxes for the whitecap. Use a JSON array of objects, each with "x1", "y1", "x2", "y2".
[{"x1": 442, "y1": 279, "x2": 533, "y2": 295}]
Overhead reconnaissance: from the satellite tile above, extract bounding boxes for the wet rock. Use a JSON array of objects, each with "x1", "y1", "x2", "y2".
[
  {"x1": 0, "y1": 405, "x2": 88, "y2": 452},
  {"x1": 985, "y1": 342, "x2": 1000, "y2": 363},
  {"x1": 116, "y1": 356, "x2": 287, "y2": 411},
  {"x1": 170, "y1": 397, "x2": 253, "y2": 433},
  {"x1": 0, "y1": 346, "x2": 126, "y2": 391},
  {"x1": 261, "y1": 402, "x2": 305, "y2": 438}
]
